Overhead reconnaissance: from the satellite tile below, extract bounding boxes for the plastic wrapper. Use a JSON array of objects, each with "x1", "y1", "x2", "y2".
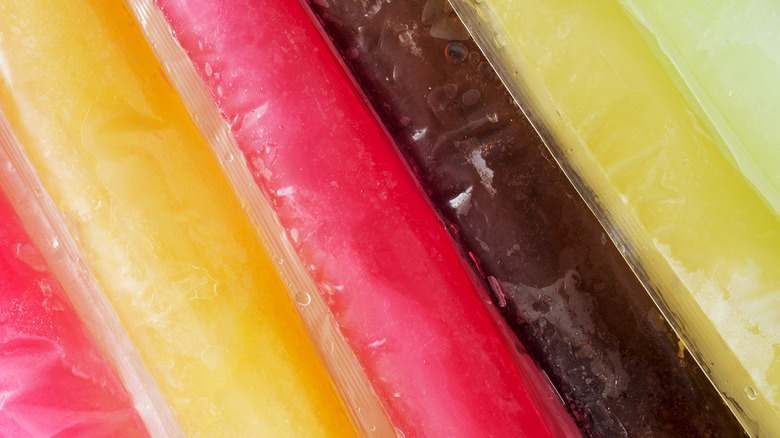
[
  {"x1": 448, "y1": 0, "x2": 780, "y2": 436},
  {"x1": 619, "y1": 0, "x2": 780, "y2": 220},
  {"x1": 305, "y1": 0, "x2": 748, "y2": 436},
  {"x1": 0, "y1": 127, "x2": 149, "y2": 437},
  {"x1": 132, "y1": 0, "x2": 582, "y2": 436},
  {"x1": 0, "y1": 1, "x2": 363, "y2": 436}
]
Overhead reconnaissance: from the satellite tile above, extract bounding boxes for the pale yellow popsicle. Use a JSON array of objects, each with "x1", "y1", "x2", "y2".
[
  {"x1": 449, "y1": 0, "x2": 780, "y2": 435},
  {"x1": 0, "y1": 1, "x2": 358, "y2": 436}
]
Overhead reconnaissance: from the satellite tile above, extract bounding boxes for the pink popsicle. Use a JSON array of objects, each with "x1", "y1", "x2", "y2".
[
  {"x1": 153, "y1": 0, "x2": 578, "y2": 436},
  {"x1": 0, "y1": 190, "x2": 148, "y2": 437}
]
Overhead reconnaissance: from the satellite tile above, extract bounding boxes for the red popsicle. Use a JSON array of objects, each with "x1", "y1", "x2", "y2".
[
  {"x1": 0, "y1": 188, "x2": 148, "y2": 437},
  {"x1": 151, "y1": 0, "x2": 579, "y2": 436}
]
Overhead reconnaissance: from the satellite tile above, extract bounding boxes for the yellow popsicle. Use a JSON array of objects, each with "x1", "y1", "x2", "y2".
[
  {"x1": 0, "y1": 1, "x2": 358, "y2": 436},
  {"x1": 449, "y1": 0, "x2": 780, "y2": 435}
]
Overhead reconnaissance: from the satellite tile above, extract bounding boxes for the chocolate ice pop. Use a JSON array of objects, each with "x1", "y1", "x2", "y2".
[{"x1": 307, "y1": 0, "x2": 746, "y2": 436}]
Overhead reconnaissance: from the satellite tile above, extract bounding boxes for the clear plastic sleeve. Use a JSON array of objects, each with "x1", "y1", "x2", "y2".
[
  {"x1": 0, "y1": 116, "x2": 154, "y2": 437},
  {"x1": 0, "y1": 1, "x2": 361, "y2": 436},
  {"x1": 448, "y1": 0, "x2": 780, "y2": 436},
  {"x1": 304, "y1": 0, "x2": 748, "y2": 436},
  {"x1": 130, "y1": 0, "x2": 582, "y2": 436}
]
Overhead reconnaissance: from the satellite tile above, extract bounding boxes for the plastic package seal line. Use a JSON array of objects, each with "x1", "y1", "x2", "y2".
[
  {"x1": 130, "y1": 0, "x2": 583, "y2": 436},
  {"x1": 305, "y1": 0, "x2": 748, "y2": 436},
  {"x1": 0, "y1": 120, "x2": 149, "y2": 437},
  {"x1": 448, "y1": 0, "x2": 780, "y2": 436},
  {"x1": 0, "y1": 0, "x2": 368, "y2": 436}
]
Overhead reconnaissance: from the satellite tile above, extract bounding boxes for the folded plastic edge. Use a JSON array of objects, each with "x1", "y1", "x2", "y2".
[
  {"x1": 617, "y1": 0, "x2": 780, "y2": 223},
  {"x1": 0, "y1": 108, "x2": 185, "y2": 438},
  {"x1": 124, "y1": 1, "x2": 398, "y2": 436}
]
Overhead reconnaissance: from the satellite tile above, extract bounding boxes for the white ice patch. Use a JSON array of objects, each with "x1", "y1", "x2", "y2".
[
  {"x1": 448, "y1": 185, "x2": 473, "y2": 216},
  {"x1": 368, "y1": 338, "x2": 387, "y2": 348},
  {"x1": 468, "y1": 149, "x2": 496, "y2": 196}
]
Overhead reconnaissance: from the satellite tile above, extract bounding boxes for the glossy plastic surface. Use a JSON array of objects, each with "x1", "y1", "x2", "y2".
[
  {"x1": 305, "y1": 0, "x2": 748, "y2": 436},
  {"x1": 449, "y1": 0, "x2": 780, "y2": 435},
  {"x1": 149, "y1": 0, "x2": 581, "y2": 436},
  {"x1": 620, "y1": 0, "x2": 780, "y2": 220},
  {"x1": 0, "y1": 1, "x2": 358, "y2": 436},
  {"x1": 0, "y1": 186, "x2": 148, "y2": 437}
]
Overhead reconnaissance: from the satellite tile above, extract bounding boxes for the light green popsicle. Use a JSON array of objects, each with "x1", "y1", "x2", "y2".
[
  {"x1": 619, "y1": 0, "x2": 780, "y2": 220},
  {"x1": 449, "y1": 0, "x2": 780, "y2": 435}
]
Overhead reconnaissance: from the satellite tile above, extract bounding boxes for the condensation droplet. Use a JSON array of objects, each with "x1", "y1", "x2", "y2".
[
  {"x1": 346, "y1": 47, "x2": 360, "y2": 60},
  {"x1": 745, "y1": 385, "x2": 758, "y2": 400},
  {"x1": 462, "y1": 89, "x2": 481, "y2": 106},
  {"x1": 273, "y1": 255, "x2": 284, "y2": 265},
  {"x1": 230, "y1": 114, "x2": 245, "y2": 131},
  {"x1": 223, "y1": 152, "x2": 234, "y2": 162},
  {"x1": 494, "y1": 32, "x2": 507, "y2": 48},
  {"x1": 295, "y1": 291, "x2": 312, "y2": 307},
  {"x1": 478, "y1": 61, "x2": 493, "y2": 76},
  {"x1": 51, "y1": 237, "x2": 59, "y2": 249},
  {"x1": 444, "y1": 41, "x2": 467, "y2": 62}
]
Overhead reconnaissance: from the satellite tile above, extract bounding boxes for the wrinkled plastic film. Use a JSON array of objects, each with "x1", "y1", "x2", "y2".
[
  {"x1": 306, "y1": 0, "x2": 748, "y2": 436},
  {"x1": 619, "y1": 0, "x2": 780, "y2": 221},
  {"x1": 127, "y1": 0, "x2": 394, "y2": 435},
  {"x1": 140, "y1": 0, "x2": 582, "y2": 436},
  {"x1": 0, "y1": 115, "x2": 157, "y2": 437},
  {"x1": 448, "y1": 0, "x2": 780, "y2": 436},
  {"x1": 0, "y1": 1, "x2": 359, "y2": 436}
]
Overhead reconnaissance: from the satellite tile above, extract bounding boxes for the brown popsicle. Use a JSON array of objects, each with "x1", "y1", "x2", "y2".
[{"x1": 307, "y1": 0, "x2": 747, "y2": 436}]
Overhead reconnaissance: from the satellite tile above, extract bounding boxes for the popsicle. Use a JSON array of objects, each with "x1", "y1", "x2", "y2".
[
  {"x1": 305, "y1": 0, "x2": 747, "y2": 436},
  {"x1": 0, "y1": 1, "x2": 358, "y2": 436},
  {"x1": 448, "y1": 0, "x2": 780, "y2": 435},
  {"x1": 142, "y1": 0, "x2": 581, "y2": 436},
  {"x1": 0, "y1": 179, "x2": 148, "y2": 437},
  {"x1": 619, "y1": 0, "x2": 780, "y2": 220}
]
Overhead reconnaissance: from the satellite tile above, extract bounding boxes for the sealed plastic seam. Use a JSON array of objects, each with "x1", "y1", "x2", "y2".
[
  {"x1": 0, "y1": 109, "x2": 183, "y2": 438},
  {"x1": 448, "y1": 0, "x2": 753, "y2": 425},
  {"x1": 298, "y1": 2, "x2": 588, "y2": 432},
  {"x1": 125, "y1": 0, "x2": 396, "y2": 436},
  {"x1": 447, "y1": 0, "x2": 779, "y2": 436}
]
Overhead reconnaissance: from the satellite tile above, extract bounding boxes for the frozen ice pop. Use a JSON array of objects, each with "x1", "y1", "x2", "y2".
[
  {"x1": 0, "y1": 1, "x2": 358, "y2": 436},
  {"x1": 0, "y1": 181, "x2": 148, "y2": 437},
  {"x1": 449, "y1": 0, "x2": 780, "y2": 435},
  {"x1": 306, "y1": 0, "x2": 747, "y2": 436},
  {"x1": 620, "y1": 0, "x2": 780, "y2": 219},
  {"x1": 146, "y1": 0, "x2": 581, "y2": 436}
]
